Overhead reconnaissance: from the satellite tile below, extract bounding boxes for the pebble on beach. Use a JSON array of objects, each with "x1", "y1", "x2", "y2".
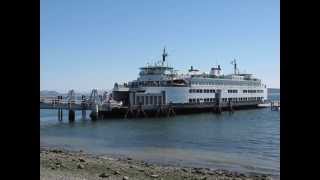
[
  {"x1": 77, "y1": 164, "x2": 84, "y2": 169},
  {"x1": 99, "y1": 172, "x2": 109, "y2": 178},
  {"x1": 150, "y1": 174, "x2": 159, "y2": 178}
]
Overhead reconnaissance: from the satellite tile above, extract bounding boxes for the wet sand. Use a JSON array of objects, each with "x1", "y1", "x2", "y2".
[{"x1": 40, "y1": 147, "x2": 274, "y2": 180}]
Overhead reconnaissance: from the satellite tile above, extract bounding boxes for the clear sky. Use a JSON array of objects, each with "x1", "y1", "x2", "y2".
[{"x1": 41, "y1": 0, "x2": 279, "y2": 92}]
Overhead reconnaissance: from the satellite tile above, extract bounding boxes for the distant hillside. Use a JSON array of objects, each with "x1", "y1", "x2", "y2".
[
  {"x1": 40, "y1": 89, "x2": 111, "y2": 97},
  {"x1": 40, "y1": 90, "x2": 61, "y2": 97},
  {"x1": 268, "y1": 88, "x2": 280, "y2": 94}
]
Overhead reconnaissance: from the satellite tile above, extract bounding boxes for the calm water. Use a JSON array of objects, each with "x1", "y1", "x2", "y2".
[{"x1": 40, "y1": 94, "x2": 280, "y2": 177}]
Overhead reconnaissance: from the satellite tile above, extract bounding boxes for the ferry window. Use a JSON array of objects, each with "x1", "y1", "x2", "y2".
[
  {"x1": 158, "y1": 96, "x2": 162, "y2": 105},
  {"x1": 141, "y1": 96, "x2": 144, "y2": 104},
  {"x1": 200, "y1": 89, "x2": 203, "y2": 93},
  {"x1": 189, "y1": 99, "x2": 192, "y2": 103},
  {"x1": 196, "y1": 89, "x2": 200, "y2": 93},
  {"x1": 209, "y1": 89, "x2": 212, "y2": 93},
  {"x1": 189, "y1": 89, "x2": 192, "y2": 93},
  {"x1": 154, "y1": 96, "x2": 157, "y2": 105},
  {"x1": 197, "y1": 99, "x2": 200, "y2": 103},
  {"x1": 146, "y1": 96, "x2": 149, "y2": 105},
  {"x1": 150, "y1": 96, "x2": 153, "y2": 104},
  {"x1": 137, "y1": 96, "x2": 140, "y2": 104}
]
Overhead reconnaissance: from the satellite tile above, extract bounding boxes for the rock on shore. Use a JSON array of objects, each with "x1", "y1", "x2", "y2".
[{"x1": 40, "y1": 147, "x2": 274, "y2": 180}]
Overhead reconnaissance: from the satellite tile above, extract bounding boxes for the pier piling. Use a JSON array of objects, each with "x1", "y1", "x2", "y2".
[
  {"x1": 68, "y1": 110, "x2": 75, "y2": 122},
  {"x1": 228, "y1": 100, "x2": 234, "y2": 113},
  {"x1": 58, "y1": 109, "x2": 63, "y2": 121},
  {"x1": 82, "y1": 110, "x2": 86, "y2": 119},
  {"x1": 214, "y1": 90, "x2": 222, "y2": 114}
]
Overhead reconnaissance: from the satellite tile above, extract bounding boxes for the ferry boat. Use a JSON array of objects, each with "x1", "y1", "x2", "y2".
[{"x1": 111, "y1": 48, "x2": 267, "y2": 114}]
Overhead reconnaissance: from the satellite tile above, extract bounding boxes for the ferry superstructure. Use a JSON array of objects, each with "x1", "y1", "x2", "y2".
[{"x1": 112, "y1": 48, "x2": 267, "y2": 112}]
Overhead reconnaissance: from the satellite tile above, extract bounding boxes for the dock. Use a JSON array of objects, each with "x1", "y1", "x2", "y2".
[
  {"x1": 40, "y1": 89, "x2": 278, "y2": 121},
  {"x1": 257, "y1": 100, "x2": 280, "y2": 111}
]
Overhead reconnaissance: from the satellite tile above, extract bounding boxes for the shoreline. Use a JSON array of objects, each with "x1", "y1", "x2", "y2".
[{"x1": 40, "y1": 146, "x2": 275, "y2": 180}]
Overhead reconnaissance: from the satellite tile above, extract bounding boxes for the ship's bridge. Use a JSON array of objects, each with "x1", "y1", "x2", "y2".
[
  {"x1": 137, "y1": 65, "x2": 175, "y2": 82},
  {"x1": 139, "y1": 65, "x2": 173, "y2": 76}
]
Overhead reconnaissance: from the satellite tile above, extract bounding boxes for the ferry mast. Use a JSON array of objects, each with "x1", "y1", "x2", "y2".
[
  {"x1": 231, "y1": 59, "x2": 238, "y2": 74},
  {"x1": 162, "y1": 47, "x2": 168, "y2": 66}
]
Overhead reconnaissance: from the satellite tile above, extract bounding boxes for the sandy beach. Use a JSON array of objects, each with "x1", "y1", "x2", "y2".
[{"x1": 40, "y1": 147, "x2": 274, "y2": 180}]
